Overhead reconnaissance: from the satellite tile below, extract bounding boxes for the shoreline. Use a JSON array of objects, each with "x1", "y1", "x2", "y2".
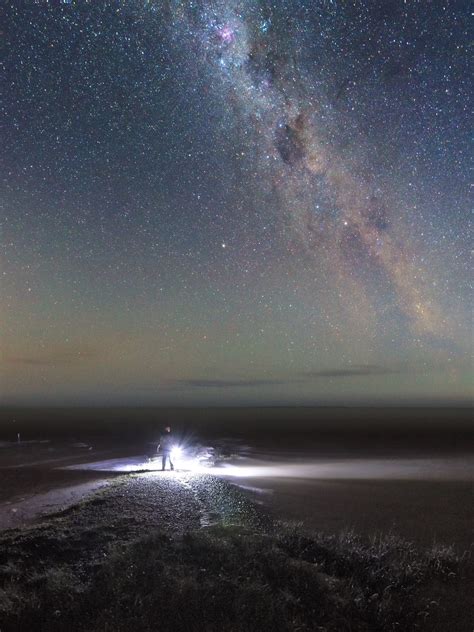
[{"x1": 1, "y1": 449, "x2": 472, "y2": 549}]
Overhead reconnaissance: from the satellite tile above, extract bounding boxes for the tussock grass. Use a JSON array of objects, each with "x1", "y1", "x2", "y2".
[{"x1": 0, "y1": 523, "x2": 470, "y2": 632}]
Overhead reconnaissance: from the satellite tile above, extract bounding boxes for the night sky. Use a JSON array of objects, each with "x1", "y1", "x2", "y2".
[{"x1": 2, "y1": 1, "x2": 472, "y2": 406}]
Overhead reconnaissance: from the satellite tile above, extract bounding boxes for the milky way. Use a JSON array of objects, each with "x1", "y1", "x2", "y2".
[
  {"x1": 173, "y1": 1, "x2": 464, "y2": 337},
  {"x1": 2, "y1": 1, "x2": 471, "y2": 405}
]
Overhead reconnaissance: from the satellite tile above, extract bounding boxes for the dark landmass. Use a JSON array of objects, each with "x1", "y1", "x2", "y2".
[
  {"x1": 0, "y1": 472, "x2": 472, "y2": 632},
  {"x1": 1, "y1": 406, "x2": 473, "y2": 453}
]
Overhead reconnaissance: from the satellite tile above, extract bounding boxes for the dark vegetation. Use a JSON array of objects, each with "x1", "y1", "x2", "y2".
[{"x1": 0, "y1": 473, "x2": 472, "y2": 631}]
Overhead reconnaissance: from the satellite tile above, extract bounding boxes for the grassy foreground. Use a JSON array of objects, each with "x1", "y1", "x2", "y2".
[{"x1": 0, "y1": 475, "x2": 472, "y2": 631}]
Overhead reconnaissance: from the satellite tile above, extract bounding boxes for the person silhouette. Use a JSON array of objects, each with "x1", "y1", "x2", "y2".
[{"x1": 158, "y1": 426, "x2": 174, "y2": 471}]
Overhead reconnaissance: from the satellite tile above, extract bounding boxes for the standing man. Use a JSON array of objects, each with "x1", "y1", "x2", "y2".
[{"x1": 158, "y1": 426, "x2": 174, "y2": 471}]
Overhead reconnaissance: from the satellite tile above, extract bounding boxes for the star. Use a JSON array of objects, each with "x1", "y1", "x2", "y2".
[{"x1": 2, "y1": 0, "x2": 470, "y2": 405}]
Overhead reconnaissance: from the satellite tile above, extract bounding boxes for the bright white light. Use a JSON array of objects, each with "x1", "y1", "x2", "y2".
[
  {"x1": 58, "y1": 455, "x2": 474, "y2": 482},
  {"x1": 170, "y1": 446, "x2": 182, "y2": 461}
]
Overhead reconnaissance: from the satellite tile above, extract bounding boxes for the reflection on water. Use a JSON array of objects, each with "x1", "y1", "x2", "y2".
[
  {"x1": 217, "y1": 455, "x2": 474, "y2": 481},
  {"x1": 60, "y1": 450, "x2": 474, "y2": 482}
]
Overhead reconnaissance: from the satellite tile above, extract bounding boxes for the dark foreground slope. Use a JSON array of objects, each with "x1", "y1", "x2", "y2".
[{"x1": 0, "y1": 472, "x2": 472, "y2": 632}]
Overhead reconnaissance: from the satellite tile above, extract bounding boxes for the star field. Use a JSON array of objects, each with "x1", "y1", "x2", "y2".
[{"x1": 1, "y1": 1, "x2": 471, "y2": 405}]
